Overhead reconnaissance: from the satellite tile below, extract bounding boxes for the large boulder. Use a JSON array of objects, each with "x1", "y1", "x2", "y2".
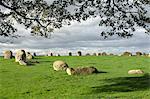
[
  {"x1": 26, "y1": 52, "x2": 33, "y2": 60},
  {"x1": 128, "y1": 69, "x2": 144, "y2": 74},
  {"x1": 66, "y1": 67, "x2": 98, "y2": 75},
  {"x1": 19, "y1": 60, "x2": 27, "y2": 65},
  {"x1": 53, "y1": 60, "x2": 69, "y2": 71},
  {"x1": 15, "y1": 50, "x2": 27, "y2": 65},
  {"x1": 3, "y1": 50, "x2": 13, "y2": 59}
]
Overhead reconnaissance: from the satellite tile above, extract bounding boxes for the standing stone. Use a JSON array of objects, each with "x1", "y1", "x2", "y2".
[
  {"x1": 93, "y1": 53, "x2": 97, "y2": 56},
  {"x1": 136, "y1": 52, "x2": 142, "y2": 56},
  {"x1": 85, "y1": 53, "x2": 90, "y2": 56},
  {"x1": 77, "y1": 51, "x2": 82, "y2": 56},
  {"x1": 26, "y1": 52, "x2": 33, "y2": 60},
  {"x1": 98, "y1": 53, "x2": 101, "y2": 56},
  {"x1": 15, "y1": 50, "x2": 26, "y2": 63},
  {"x1": 128, "y1": 69, "x2": 144, "y2": 74},
  {"x1": 148, "y1": 53, "x2": 150, "y2": 57},
  {"x1": 3, "y1": 50, "x2": 13, "y2": 59},
  {"x1": 69, "y1": 52, "x2": 72, "y2": 56},
  {"x1": 122, "y1": 52, "x2": 132, "y2": 56},
  {"x1": 33, "y1": 52, "x2": 36, "y2": 56},
  {"x1": 50, "y1": 53, "x2": 53, "y2": 56},
  {"x1": 109, "y1": 53, "x2": 114, "y2": 56},
  {"x1": 102, "y1": 52, "x2": 107, "y2": 56},
  {"x1": 53, "y1": 60, "x2": 69, "y2": 71}
]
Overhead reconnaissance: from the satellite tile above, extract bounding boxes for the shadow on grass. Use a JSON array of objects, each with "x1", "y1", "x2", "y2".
[
  {"x1": 32, "y1": 57, "x2": 43, "y2": 59},
  {"x1": 97, "y1": 71, "x2": 107, "y2": 74},
  {"x1": 37, "y1": 60, "x2": 53, "y2": 64},
  {"x1": 27, "y1": 61, "x2": 40, "y2": 66},
  {"x1": 26, "y1": 60, "x2": 53, "y2": 66},
  {"x1": 91, "y1": 73, "x2": 150, "y2": 93},
  {"x1": 0, "y1": 69, "x2": 9, "y2": 73}
]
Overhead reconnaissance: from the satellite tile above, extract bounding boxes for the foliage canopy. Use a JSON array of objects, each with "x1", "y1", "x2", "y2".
[{"x1": 0, "y1": 0, "x2": 150, "y2": 38}]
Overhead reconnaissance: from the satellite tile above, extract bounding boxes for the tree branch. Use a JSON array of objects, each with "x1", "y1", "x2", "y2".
[{"x1": 0, "y1": 1, "x2": 49, "y2": 28}]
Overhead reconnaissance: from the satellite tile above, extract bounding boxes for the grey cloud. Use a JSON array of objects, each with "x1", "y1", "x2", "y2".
[{"x1": 0, "y1": 17, "x2": 150, "y2": 55}]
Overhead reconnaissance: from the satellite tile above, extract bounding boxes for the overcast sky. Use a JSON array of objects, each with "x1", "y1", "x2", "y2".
[
  {"x1": 0, "y1": 1, "x2": 150, "y2": 56},
  {"x1": 0, "y1": 16, "x2": 150, "y2": 56}
]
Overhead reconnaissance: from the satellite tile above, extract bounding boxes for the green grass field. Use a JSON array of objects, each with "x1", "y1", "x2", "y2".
[{"x1": 0, "y1": 56, "x2": 150, "y2": 99}]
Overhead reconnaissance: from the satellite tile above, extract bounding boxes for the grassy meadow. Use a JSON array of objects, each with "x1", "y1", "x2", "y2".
[{"x1": 0, "y1": 56, "x2": 150, "y2": 99}]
